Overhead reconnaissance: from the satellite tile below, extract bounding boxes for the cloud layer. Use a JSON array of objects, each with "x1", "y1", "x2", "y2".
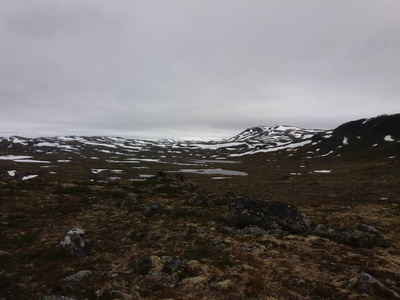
[{"x1": 1, "y1": 1, "x2": 399, "y2": 139}]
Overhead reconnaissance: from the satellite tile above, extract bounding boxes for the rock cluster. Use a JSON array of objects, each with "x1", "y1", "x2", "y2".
[
  {"x1": 315, "y1": 224, "x2": 386, "y2": 248},
  {"x1": 229, "y1": 198, "x2": 311, "y2": 234},
  {"x1": 135, "y1": 255, "x2": 187, "y2": 276}
]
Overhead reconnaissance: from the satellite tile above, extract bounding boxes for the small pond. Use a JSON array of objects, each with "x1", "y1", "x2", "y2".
[{"x1": 178, "y1": 168, "x2": 248, "y2": 176}]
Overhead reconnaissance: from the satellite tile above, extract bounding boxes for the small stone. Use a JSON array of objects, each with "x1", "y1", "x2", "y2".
[
  {"x1": 143, "y1": 203, "x2": 165, "y2": 217},
  {"x1": 65, "y1": 270, "x2": 92, "y2": 284},
  {"x1": 58, "y1": 228, "x2": 85, "y2": 257},
  {"x1": 119, "y1": 196, "x2": 138, "y2": 208},
  {"x1": 161, "y1": 256, "x2": 187, "y2": 273},
  {"x1": 136, "y1": 255, "x2": 152, "y2": 275},
  {"x1": 175, "y1": 173, "x2": 185, "y2": 182}
]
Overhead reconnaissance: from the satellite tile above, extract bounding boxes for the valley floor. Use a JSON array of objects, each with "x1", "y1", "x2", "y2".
[{"x1": 1, "y1": 151, "x2": 400, "y2": 299}]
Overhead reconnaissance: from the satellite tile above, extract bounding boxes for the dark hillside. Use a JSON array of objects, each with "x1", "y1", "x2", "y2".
[{"x1": 309, "y1": 114, "x2": 400, "y2": 159}]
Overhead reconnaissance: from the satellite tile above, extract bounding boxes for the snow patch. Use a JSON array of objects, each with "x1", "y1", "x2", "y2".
[
  {"x1": 0, "y1": 155, "x2": 32, "y2": 160},
  {"x1": 36, "y1": 142, "x2": 60, "y2": 147},
  {"x1": 14, "y1": 159, "x2": 51, "y2": 164},
  {"x1": 91, "y1": 169, "x2": 107, "y2": 174},
  {"x1": 384, "y1": 135, "x2": 394, "y2": 142},
  {"x1": 22, "y1": 175, "x2": 39, "y2": 180},
  {"x1": 139, "y1": 174, "x2": 154, "y2": 178},
  {"x1": 317, "y1": 151, "x2": 334, "y2": 157}
]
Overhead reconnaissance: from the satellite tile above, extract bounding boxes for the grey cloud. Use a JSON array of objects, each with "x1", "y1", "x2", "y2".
[{"x1": 1, "y1": 1, "x2": 399, "y2": 139}]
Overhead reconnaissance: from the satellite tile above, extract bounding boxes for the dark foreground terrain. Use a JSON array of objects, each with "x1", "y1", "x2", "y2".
[
  {"x1": 1, "y1": 115, "x2": 400, "y2": 299},
  {"x1": 1, "y1": 151, "x2": 400, "y2": 299}
]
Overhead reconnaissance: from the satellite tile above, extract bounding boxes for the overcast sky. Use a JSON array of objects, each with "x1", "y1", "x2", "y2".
[{"x1": 1, "y1": 1, "x2": 399, "y2": 139}]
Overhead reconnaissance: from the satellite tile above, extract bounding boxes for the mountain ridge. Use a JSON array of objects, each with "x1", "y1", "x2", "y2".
[{"x1": 0, "y1": 113, "x2": 399, "y2": 159}]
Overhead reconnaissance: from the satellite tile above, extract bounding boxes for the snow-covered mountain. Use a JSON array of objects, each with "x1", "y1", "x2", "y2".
[
  {"x1": 227, "y1": 125, "x2": 325, "y2": 143},
  {"x1": 0, "y1": 114, "x2": 399, "y2": 161}
]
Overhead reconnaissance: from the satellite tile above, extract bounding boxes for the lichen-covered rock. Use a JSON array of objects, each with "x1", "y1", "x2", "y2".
[
  {"x1": 229, "y1": 198, "x2": 310, "y2": 234},
  {"x1": 65, "y1": 270, "x2": 92, "y2": 285},
  {"x1": 143, "y1": 203, "x2": 165, "y2": 217},
  {"x1": 315, "y1": 224, "x2": 387, "y2": 248},
  {"x1": 58, "y1": 228, "x2": 85, "y2": 257},
  {"x1": 349, "y1": 272, "x2": 400, "y2": 299}
]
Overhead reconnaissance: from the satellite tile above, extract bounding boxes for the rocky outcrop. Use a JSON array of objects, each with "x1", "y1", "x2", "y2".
[{"x1": 229, "y1": 198, "x2": 310, "y2": 234}]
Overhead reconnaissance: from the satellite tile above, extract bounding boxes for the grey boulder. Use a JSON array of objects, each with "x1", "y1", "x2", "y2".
[{"x1": 58, "y1": 228, "x2": 85, "y2": 257}]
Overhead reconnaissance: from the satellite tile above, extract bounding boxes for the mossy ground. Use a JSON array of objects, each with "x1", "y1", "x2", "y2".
[{"x1": 1, "y1": 150, "x2": 399, "y2": 299}]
